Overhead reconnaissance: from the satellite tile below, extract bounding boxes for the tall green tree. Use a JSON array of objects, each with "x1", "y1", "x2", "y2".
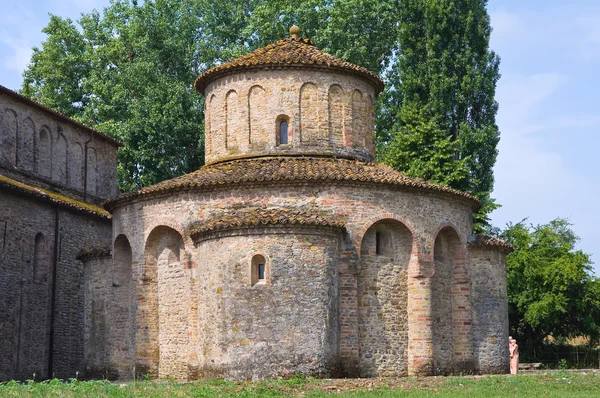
[
  {"x1": 22, "y1": 15, "x2": 91, "y2": 119},
  {"x1": 382, "y1": 0, "x2": 501, "y2": 232},
  {"x1": 502, "y1": 219, "x2": 600, "y2": 356}
]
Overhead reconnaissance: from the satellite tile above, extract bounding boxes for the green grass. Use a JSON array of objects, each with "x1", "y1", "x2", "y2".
[{"x1": 1, "y1": 373, "x2": 599, "y2": 397}]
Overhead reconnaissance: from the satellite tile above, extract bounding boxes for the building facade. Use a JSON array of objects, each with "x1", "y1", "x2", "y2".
[
  {"x1": 1, "y1": 28, "x2": 511, "y2": 381},
  {"x1": 94, "y1": 31, "x2": 511, "y2": 380},
  {"x1": 0, "y1": 86, "x2": 120, "y2": 380}
]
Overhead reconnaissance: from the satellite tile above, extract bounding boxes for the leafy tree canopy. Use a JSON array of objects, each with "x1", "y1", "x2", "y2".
[{"x1": 501, "y1": 218, "x2": 600, "y2": 355}]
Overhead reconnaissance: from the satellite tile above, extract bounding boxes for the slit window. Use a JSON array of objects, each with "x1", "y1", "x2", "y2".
[
  {"x1": 251, "y1": 254, "x2": 268, "y2": 286},
  {"x1": 375, "y1": 232, "x2": 382, "y2": 255},
  {"x1": 280, "y1": 120, "x2": 288, "y2": 144}
]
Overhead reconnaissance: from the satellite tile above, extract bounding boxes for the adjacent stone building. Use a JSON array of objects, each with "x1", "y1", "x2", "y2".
[
  {"x1": 0, "y1": 85, "x2": 120, "y2": 380},
  {"x1": 1, "y1": 28, "x2": 512, "y2": 382}
]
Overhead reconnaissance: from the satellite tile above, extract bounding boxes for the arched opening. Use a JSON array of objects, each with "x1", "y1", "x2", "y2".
[
  {"x1": 207, "y1": 94, "x2": 216, "y2": 156},
  {"x1": 111, "y1": 234, "x2": 133, "y2": 376},
  {"x1": 18, "y1": 118, "x2": 34, "y2": 172},
  {"x1": 70, "y1": 142, "x2": 84, "y2": 190},
  {"x1": 37, "y1": 127, "x2": 51, "y2": 178},
  {"x1": 248, "y1": 85, "x2": 266, "y2": 145},
  {"x1": 86, "y1": 147, "x2": 97, "y2": 196},
  {"x1": 251, "y1": 254, "x2": 268, "y2": 286},
  {"x1": 225, "y1": 90, "x2": 239, "y2": 150},
  {"x1": 137, "y1": 226, "x2": 188, "y2": 379},
  {"x1": 432, "y1": 226, "x2": 471, "y2": 374},
  {"x1": 299, "y1": 82, "x2": 318, "y2": 144},
  {"x1": 358, "y1": 219, "x2": 413, "y2": 377},
  {"x1": 52, "y1": 133, "x2": 67, "y2": 184},
  {"x1": 1, "y1": 108, "x2": 17, "y2": 166},
  {"x1": 33, "y1": 233, "x2": 47, "y2": 284},
  {"x1": 328, "y1": 84, "x2": 344, "y2": 145},
  {"x1": 352, "y1": 90, "x2": 364, "y2": 148}
]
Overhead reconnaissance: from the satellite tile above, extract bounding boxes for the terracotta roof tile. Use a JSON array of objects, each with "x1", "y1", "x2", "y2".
[
  {"x1": 105, "y1": 157, "x2": 480, "y2": 211},
  {"x1": 0, "y1": 85, "x2": 122, "y2": 147},
  {"x1": 189, "y1": 207, "x2": 345, "y2": 239},
  {"x1": 468, "y1": 234, "x2": 514, "y2": 252},
  {"x1": 194, "y1": 38, "x2": 384, "y2": 94},
  {"x1": 0, "y1": 173, "x2": 111, "y2": 219}
]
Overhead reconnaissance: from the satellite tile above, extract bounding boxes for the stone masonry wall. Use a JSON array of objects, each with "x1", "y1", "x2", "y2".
[
  {"x1": 0, "y1": 91, "x2": 119, "y2": 203},
  {"x1": 469, "y1": 245, "x2": 510, "y2": 374},
  {"x1": 193, "y1": 228, "x2": 340, "y2": 379},
  {"x1": 82, "y1": 256, "x2": 112, "y2": 377},
  {"x1": 357, "y1": 220, "x2": 412, "y2": 377},
  {"x1": 110, "y1": 179, "x2": 477, "y2": 379},
  {"x1": 0, "y1": 188, "x2": 111, "y2": 381},
  {"x1": 204, "y1": 70, "x2": 376, "y2": 163}
]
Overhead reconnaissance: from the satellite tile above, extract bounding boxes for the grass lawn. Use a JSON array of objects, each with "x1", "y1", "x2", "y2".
[{"x1": 1, "y1": 372, "x2": 599, "y2": 397}]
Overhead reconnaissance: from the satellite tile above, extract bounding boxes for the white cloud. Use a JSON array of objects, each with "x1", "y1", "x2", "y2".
[
  {"x1": 489, "y1": 6, "x2": 600, "y2": 271},
  {"x1": 496, "y1": 73, "x2": 568, "y2": 130},
  {"x1": 489, "y1": 9, "x2": 527, "y2": 39},
  {"x1": 0, "y1": 34, "x2": 33, "y2": 72}
]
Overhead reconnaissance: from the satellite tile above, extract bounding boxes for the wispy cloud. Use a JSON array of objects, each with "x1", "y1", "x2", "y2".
[
  {"x1": 489, "y1": 4, "x2": 600, "y2": 270},
  {"x1": 0, "y1": 36, "x2": 32, "y2": 73}
]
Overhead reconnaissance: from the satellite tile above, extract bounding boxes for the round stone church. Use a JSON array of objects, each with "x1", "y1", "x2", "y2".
[{"x1": 89, "y1": 27, "x2": 511, "y2": 380}]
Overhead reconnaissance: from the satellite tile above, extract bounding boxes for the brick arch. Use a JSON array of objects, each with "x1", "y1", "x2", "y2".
[
  {"x1": 111, "y1": 234, "x2": 134, "y2": 376},
  {"x1": 225, "y1": 89, "x2": 240, "y2": 150},
  {"x1": 299, "y1": 82, "x2": 319, "y2": 143},
  {"x1": 248, "y1": 85, "x2": 266, "y2": 145},
  {"x1": 356, "y1": 214, "x2": 418, "y2": 257},
  {"x1": 144, "y1": 220, "x2": 192, "y2": 249},
  {"x1": 1, "y1": 108, "x2": 18, "y2": 166},
  {"x1": 37, "y1": 125, "x2": 52, "y2": 178},
  {"x1": 431, "y1": 223, "x2": 473, "y2": 374},
  {"x1": 356, "y1": 216, "x2": 414, "y2": 377},
  {"x1": 328, "y1": 84, "x2": 344, "y2": 146},
  {"x1": 432, "y1": 223, "x2": 466, "y2": 247},
  {"x1": 207, "y1": 94, "x2": 217, "y2": 155},
  {"x1": 18, "y1": 117, "x2": 35, "y2": 172}
]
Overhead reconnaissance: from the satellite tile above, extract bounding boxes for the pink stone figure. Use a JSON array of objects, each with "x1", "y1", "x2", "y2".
[{"x1": 509, "y1": 336, "x2": 519, "y2": 375}]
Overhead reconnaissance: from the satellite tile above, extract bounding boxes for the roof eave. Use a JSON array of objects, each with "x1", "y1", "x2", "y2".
[{"x1": 194, "y1": 63, "x2": 385, "y2": 96}]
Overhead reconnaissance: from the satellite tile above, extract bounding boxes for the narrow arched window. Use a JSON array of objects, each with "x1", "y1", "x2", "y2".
[
  {"x1": 280, "y1": 121, "x2": 288, "y2": 144},
  {"x1": 251, "y1": 254, "x2": 268, "y2": 286},
  {"x1": 276, "y1": 115, "x2": 290, "y2": 146}
]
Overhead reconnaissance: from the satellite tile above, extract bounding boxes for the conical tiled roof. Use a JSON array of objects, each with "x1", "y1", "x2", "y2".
[{"x1": 194, "y1": 37, "x2": 385, "y2": 94}]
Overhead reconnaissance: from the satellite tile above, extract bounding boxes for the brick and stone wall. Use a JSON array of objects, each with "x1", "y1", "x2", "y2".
[
  {"x1": 469, "y1": 243, "x2": 510, "y2": 374},
  {"x1": 105, "y1": 177, "x2": 494, "y2": 380},
  {"x1": 192, "y1": 227, "x2": 341, "y2": 380},
  {"x1": 0, "y1": 189, "x2": 111, "y2": 381},
  {"x1": 203, "y1": 69, "x2": 376, "y2": 163},
  {"x1": 0, "y1": 89, "x2": 119, "y2": 203}
]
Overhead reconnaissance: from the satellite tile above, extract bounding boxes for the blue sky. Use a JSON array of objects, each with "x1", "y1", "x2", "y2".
[{"x1": 1, "y1": 0, "x2": 598, "y2": 273}]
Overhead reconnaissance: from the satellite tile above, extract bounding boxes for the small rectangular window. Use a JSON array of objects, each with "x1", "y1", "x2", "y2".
[
  {"x1": 375, "y1": 232, "x2": 381, "y2": 255},
  {"x1": 258, "y1": 263, "x2": 265, "y2": 280}
]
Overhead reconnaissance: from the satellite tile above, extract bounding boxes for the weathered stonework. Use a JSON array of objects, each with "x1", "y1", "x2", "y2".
[
  {"x1": 1, "y1": 31, "x2": 511, "y2": 382},
  {"x1": 469, "y1": 239, "x2": 511, "y2": 374},
  {"x1": 0, "y1": 85, "x2": 118, "y2": 381},
  {"x1": 203, "y1": 69, "x2": 376, "y2": 163}
]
